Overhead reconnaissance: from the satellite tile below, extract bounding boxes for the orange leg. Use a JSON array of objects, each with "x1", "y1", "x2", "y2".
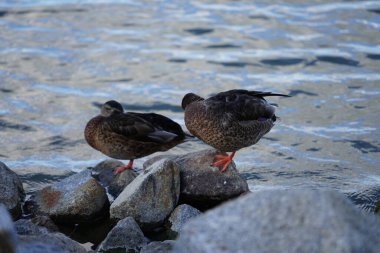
[
  {"x1": 211, "y1": 151, "x2": 236, "y2": 172},
  {"x1": 114, "y1": 160, "x2": 134, "y2": 175}
]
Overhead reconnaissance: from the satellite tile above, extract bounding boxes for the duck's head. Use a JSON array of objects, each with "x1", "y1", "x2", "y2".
[
  {"x1": 101, "y1": 100, "x2": 124, "y2": 116},
  {"x1": 181, "y1": 93, "x2": 204, "y2": 110}
]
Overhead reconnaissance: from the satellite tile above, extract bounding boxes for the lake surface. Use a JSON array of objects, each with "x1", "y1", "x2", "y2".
[{"x1": 1, "y1": 0, "x2": 379, "y2": 200}]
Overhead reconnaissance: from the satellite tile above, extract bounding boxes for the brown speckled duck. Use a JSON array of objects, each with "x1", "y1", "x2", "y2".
[
  {"x1": 182, "y1": 89, "x2": 290, "y2": 172},
  {"x1": 85, "y1": 100, "x2": 188, "y2": 174}
]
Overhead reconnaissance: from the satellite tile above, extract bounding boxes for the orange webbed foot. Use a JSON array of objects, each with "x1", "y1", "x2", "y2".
[
  {"x1": 211, "y1": 151, "x2": 236, "y2": 172},
  {"x1": 113, "y1": 160, "x2": 134, "y2": 175}
]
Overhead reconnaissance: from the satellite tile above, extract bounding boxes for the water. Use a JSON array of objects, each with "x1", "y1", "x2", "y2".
[{"x1": 1, "y1": 1, "x2": 380, "y2": 199}]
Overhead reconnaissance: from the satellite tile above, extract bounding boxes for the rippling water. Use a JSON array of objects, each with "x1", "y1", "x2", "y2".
[{"x1": 1, "y1": 1, "x2": 380, "y2": 197}]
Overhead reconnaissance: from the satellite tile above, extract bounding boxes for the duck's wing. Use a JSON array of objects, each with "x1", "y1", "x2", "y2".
[
  {"x1": 103, "y1": 113, "x2": 179, "y2": 143},
  {"x1": 207, "y1": 89, "x2": 289, "y2": 121}
]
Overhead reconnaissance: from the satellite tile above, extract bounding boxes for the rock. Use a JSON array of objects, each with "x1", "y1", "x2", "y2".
[
  {"x1": 143, "y1": 155, "x2": 176, "y2": 170},
  {"x1": 14, "y1": 219, "x2": 49, "y2": 235},
  {"x1": 167, "y1": 204, "x2": 201, "y2": 234},
  {"x1": 15, "y1": 167, "x2": 75, "y2": 193},
  {"x1": 0, "y1": 161, "x2": 25, "y2": 219},
  {"x1": 30, "y1": 216, "x2": 59, "y2": 232},
  {"x1": 91, "y1": 159, "x2": 137, "y2": 198},
  {"x1": 174, "y1": 189, "x2": 380, "y2": 253},
  {"x1": 14, "y1": 220, "x2": 86, "y2": 252},
  {"x1": 0, "y1": 204, "x2": 17, "y2": 253},
  {"x1": 97, "y1": 217, "x2": 147, "y2": 253},
  {"x1": 18, "y1": 232, "x2": 87, "y2": 253},
  {"x1": 110, "y1": 159, "x2": 180, "y2": 231},
  {"x1": 29, "y1": 169, "x2": 109, "y2": 224},
  {"x1": 173, "y1": 149, "x2": 249, "y2": 210},
  {"x1": 17, "y1": 242, "x2": 69, "y2": 253},
  {"x1": 140, "y1": 240, "x2": 175, "y2": 253}
]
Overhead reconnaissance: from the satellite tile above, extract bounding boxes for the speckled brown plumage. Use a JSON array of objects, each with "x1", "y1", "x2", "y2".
[
  {"x1": 85, "y1": 100, "x2": 187, "y2": 173},
  {"x1": 182, "y1": 89, "x2": 289, "y2": 171}
]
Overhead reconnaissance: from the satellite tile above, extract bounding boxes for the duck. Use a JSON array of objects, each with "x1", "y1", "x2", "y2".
[
  {"x1": 85, "y1": 100, "x2": 188, "y2": 174},
  {"x1": 181, "y1": 89, "x2": 290, "y2": 172}
]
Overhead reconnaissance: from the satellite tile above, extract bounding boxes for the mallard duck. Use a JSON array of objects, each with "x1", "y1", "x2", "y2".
[
  {"x1": 182, "y1": 89, "x2": 289, "y2": 172},
  {"x1": 85, "y1": 100, "x2": 188, "y2": 174}
]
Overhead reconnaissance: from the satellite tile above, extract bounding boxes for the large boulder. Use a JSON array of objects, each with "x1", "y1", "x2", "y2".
[
  {"x1": 91, "y1": 159, "x2": 137, "y2": 198},
  {"x1": 0, "y1": 162, "x2": 25, "y2": 219},
  {"x1": 173, "y1": 149, "x2": 249, "y2": 210},
  {"x1": 167, "y1": 204, "x2": 201, "y2": 234},
  {"x1": 97, "y1": 217, "x2": 147, "y2": 253},
  {"x1": 110, "y1": 159, "x2": 180, "y2": 230},
  {"x1": 174, "y1": 189, "x2": 380, "y2": 253},
  {"x1": 0, "y1": 204, "x2": 18, "y2": 253},
  {"x1": 28, "y1": 169, "x2": 109, "y2": 224}
]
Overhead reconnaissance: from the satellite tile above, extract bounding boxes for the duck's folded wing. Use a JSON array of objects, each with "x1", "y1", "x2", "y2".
[
  {"x1": 104, "y1": 113, "x2": 178, "y2": 143},
  {"x1": 207, "y1": 92, "x2": 277, "y2": 121}
]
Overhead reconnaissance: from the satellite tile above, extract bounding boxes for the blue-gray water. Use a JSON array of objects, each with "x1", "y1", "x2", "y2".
[{"x1": 0, "y1": 1, "x2": 379, "y2": 197}]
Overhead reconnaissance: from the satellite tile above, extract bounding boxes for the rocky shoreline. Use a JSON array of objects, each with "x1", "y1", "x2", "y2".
[{"x1": 1, "y1": 150, "x2": 380, "y2": 253}]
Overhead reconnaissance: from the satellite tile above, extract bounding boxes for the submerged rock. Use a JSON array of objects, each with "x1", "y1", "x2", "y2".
[
  {"x1": 140, "y1": 240, "x2": 174, "y2": 253},
  {"x1": 110, "y1": 159, "x2": 180, "y2": 231},
  {"x1": 97, "y1": 217, "x2": 147, "y2": 253},
  {"x1": 173, "y1": 149, "x2": 249, "y2": 210},
  {"x1": 0, "y1": 161, "x2": 25, "y2": 219},
  {"x1": 14, "y1": 219, "x2": 49, "y2": 235},
  {"x1": 174, "y1": 189, "x2": 380, "y2": 253},
  {"x1": 91, "y1": 159, "x2": 137, "y2": 198},
  {"x1": 167, "y1": 204, "x2": 201, "y2": 234},
  {"x1": 29, "y1": 169, "x2": 109, "y2": 224},
  {"x1": 0, "y1": 205, "x2": 17, "y2": 253}
]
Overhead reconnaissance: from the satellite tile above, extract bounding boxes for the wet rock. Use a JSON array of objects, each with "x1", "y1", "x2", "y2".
[
  {"x1": 97, "y1": 217, "x2": 147, "y2": 253},
  {"x1": 91, "y1": 159, "x2": 137, "y2": 198},
  {"x1": 110, "y1": 159, "x2": 180, "y2": 231},
  {"x1": 0, "y1": 204, "x2": 17, "y2": 253},
  {"x1": 140, "y1": 240, "x2": 174, "y2": 253},
  {"x1": 167, "y1": 204, "x2": 201, "y2": 234},
  {"x1": 174, "y1": 189, "x2": 380, "y2": 253},
  {"x1": 29, "y1": 169, "x2": 109, "y2": 224},
  {"x1": 0, "y1": 161, "x2": 25, "y2": 219},
  {"x1": 19, "y1": 232, "x2": 87, "y2": 253},
  {"x1": 173, "y1": 149, "x2": 249, "y2": 210}
]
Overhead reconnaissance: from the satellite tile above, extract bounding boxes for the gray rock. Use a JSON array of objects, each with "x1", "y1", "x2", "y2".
[
  {"x1": 29, "y1": 169, "x2": 109, "y2": 224},
  {"x1": 91, "y1": 159, "x2": 137, "y2": 198},
  {"x1": 110, "y1": 159, "x2": 180, "y2": 231},
  {"x1": 140, "y1": 240, "x2": 175, "y2": 253},
  {"x1": 173, "y1": 149, "x2": 249, "y2": 210},
  {"x1": 174, "y1": 189, "x2": 380, "y2": 253},
  {"x1": 0, "y1": 204, "x2": 17, "y2": 253},
  {"x1": 17, "y1": 242, "x2": 69, "y2": 253},
  {"x1": 30, "y1": 216, "x2": 59, "y2": 232},
  {"x1": 0, "y1": 161, "x2": 25, "y2": 218},
  {"x1": 168, "y1": 204, "x2": 201, "y2": 233},
  {"x1": 18, "y1": 232, "x2": 87, "y2": 253},
  {"x1": 97, "y1": 217, "x2": 147, "y2": 253},
  {"x1": 14, "y1": 219, "x2": 49, "y2": 235}
]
